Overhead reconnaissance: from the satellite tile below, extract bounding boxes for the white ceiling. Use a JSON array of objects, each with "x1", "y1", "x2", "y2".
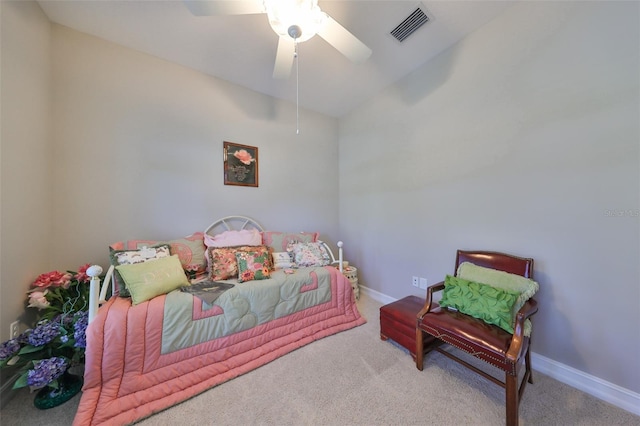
[{"x1": 37, "y1": 0, "x2": 514, "y2": 117}]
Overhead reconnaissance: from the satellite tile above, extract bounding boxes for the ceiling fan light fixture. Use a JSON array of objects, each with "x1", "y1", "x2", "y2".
[{"x1": 265, "y1": 0, "x2": 326, "y2": 42}]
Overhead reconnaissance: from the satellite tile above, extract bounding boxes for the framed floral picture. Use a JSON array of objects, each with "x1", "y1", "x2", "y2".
[{"x1": 223, "y1": 141, "x2": 259, "y2": 187}]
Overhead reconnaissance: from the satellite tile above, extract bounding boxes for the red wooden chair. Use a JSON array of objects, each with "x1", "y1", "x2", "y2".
[{"x1": 416, "y1": 250, "x2": 538, "y2": 426}]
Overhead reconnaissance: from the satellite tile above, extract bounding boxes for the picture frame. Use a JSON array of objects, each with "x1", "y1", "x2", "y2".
[{"x1": 223, "y1": 141, "x2": 259, "y2": 187}]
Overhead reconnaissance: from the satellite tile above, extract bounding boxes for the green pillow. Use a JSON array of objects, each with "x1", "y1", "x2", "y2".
[
  {"x1": 109, "y1": 243, "x2": 171, "y2": 297},
  {"x1": 439, "y1": 275, "x2": 520, "y2": 333},
  {"x1": 116, "y1": 255, "x2": 190, "y2": 305},
  {"x1": 456, "y1": 261, "x2": 538, "y2": 317}
]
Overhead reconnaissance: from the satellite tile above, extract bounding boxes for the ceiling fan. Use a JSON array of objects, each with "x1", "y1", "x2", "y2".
[{"x1": 184, "y1": 0, "x2": 373, "y2": 79}]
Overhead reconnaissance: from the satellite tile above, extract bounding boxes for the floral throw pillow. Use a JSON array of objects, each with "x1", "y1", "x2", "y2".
[
  {"x1": 235, "y1": 251, "x2": 271, "y2": 283},
  {"x1": 207, "y1": 245, "x2": 270, "y2": 281},
  {"x1": 289, "y1": 242, "x2": 330, "y2": 267}
]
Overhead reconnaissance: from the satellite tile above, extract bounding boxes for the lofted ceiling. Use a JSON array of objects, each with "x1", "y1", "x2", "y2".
[{"x1": 37, "y1": 0, "x2": 514, "y2": 118}]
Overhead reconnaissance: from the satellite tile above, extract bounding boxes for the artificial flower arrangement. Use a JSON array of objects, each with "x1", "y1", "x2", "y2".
[{"x1": 0, "y1": 264, "x2": 95, "y2": 402}]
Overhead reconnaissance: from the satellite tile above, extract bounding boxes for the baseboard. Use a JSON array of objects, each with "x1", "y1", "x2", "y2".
[
  {"x1": 531, "y1": 352, "x2": 640, "y2": 417},
  {"x1": 359, "y1": 285, "x2": 396, "y2": 305},
  {"x1": 360, "y1": 285, "x2": 640, "y2": 417}
]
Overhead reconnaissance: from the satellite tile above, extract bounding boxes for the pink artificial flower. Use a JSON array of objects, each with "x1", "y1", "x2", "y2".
[
  {"x1": 75, "y1": 264, "x2": 91, "y2": 284},
  {"x1": 32, "y1": 271, "x2": 72, "y2": 290},
  {"x1": 27, "y1": 290, "x2": 50, "y2": 310},
  {"x1": 233, "y1": 149, "x2": 254, "y2": 165}
]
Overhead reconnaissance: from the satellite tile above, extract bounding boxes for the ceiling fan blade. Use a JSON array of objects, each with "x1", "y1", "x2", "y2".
[
  {"x1": 273, "y1": 36, "x2": 295, "y2": 79},
  {"x1": 183, "y1": 0, "x2": 265, "y2": 16},
  {"x1": 317, "y1": 15, "x2": 372, "y2": 64}
]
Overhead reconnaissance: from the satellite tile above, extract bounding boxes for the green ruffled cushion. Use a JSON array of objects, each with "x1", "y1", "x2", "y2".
[
  {"x1": 456, "y1": 262, "x2": 538, "y2": 336},
  {"x1": 457, "y1": 262, "x2": 538, "y2": 308},
  {"x1": 439, "y1": 275, "x2": 520, "y2": 333}
]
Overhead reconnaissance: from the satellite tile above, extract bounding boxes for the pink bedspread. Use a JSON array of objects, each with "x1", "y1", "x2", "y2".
[{"x1": 73, "y1": 267, "x2": 365, "y2": 425}]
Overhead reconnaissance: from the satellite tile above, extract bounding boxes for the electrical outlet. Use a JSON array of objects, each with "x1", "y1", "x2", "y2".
[
  {"x1": 9, "y1": 321, "x2": 19, "y2": 339},
  {"x1": 412, "y1": 276, "x2": 419, "y2": 287},
  {"x1": 419, "y1": 277, "x2": 428, "y2": 289}
]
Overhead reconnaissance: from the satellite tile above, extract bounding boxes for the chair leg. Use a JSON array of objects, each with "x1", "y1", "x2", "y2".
[
  {"x1": 416, "y1": 328, "x2": 424, "y2": 371},
  {"x1": 506, "y1": 373, "x2": 519, "y2": 426},
  {"x1": 526, "y1": 342, "x2": 534, "y2": 384}
]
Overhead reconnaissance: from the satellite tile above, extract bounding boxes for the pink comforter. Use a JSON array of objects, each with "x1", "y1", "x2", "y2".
[{"x1": 73, "y1": 267, "x2": 365, "y2": 425}]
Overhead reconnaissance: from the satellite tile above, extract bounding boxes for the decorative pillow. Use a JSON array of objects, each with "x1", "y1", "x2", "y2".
[
  {"x1": 109, "y1": 244, "x2": 171, "y2": 297},
  {"x1": 204, "y1": 229, "x2": 262, "y2": 248},
  {"x1": 110, "y1": 232, "x2": 207, "y2": 281},
  {"x1": 288, "y1": 242, "x2": 330, "y2": 267},
  {"x1": 235, "y1": 251, "x2": 271, "y2": 283},
  {"x1": 115, "y1": 255, "x2": 189, "y2": 305},
  {"x1": 272, "y1": 252, "x2": 295, "y2": 269},
  {"x1": 456, "y1": 262, "x2": 539, "y2": 319},
  {"x1": 203, "y1": 230, "x2": 263, "y2": 273},
  {"x1": 164, "y1": 233, "x2": 207, "y2": 281},
  {"x1": 439, "y1": 275, "x2": 520, "y2": 333},
  {"x1": 207, "y1": 245, "x2": 270, "y2": 281},
  {"x1": 261, "y1": 231, "x2": 319, "y2": 252},
  {"x1": 109, "y1": 239, "x2": 157, "y2": 252}
]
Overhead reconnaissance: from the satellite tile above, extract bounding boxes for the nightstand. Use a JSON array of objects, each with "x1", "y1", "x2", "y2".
[{"x1": 343, "y1": 266, "x2": 359, "y2": 300}]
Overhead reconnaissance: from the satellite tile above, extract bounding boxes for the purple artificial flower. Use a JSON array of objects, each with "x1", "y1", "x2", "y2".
[
  {"x1": 73, "y1": 311, "x2": 89, "y2": 349},
  {"x1": 16, "y1": 330, "x2": 30, "y2": 345},
  {"x1": 27, "y1": 319, "x2": 61, "y2": 347},
  {"x1": 0, "y1": 339, "x2": 20, "y2": 361},
  {"x1": 26, "y1": 356, "x2": 68, "y2": 388},
  {"x1": 59, "y1": 314, "x2": 74, "y2": 327}
]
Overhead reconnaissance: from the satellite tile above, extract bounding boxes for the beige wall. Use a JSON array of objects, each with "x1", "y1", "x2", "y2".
[
  {"x1": 1, "y1": 0, "x2": 52, "y2": 341},
  {"x1": 1, "y1": 4, "x2": 339, "y2": 341},
  {"x1": 339, "y1": 1, "x2": 639, "y2": 393},
  {"x1": 49, "y1": 25, "x2": 340, "y2": 271}
]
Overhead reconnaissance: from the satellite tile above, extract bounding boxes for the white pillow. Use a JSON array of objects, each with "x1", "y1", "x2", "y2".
[{"x1": 272, "y1": 252, "x2": 294, "y2": 269}]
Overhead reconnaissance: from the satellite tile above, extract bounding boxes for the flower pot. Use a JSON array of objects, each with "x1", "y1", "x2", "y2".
[{"x1": 33, "y1": 372, "x2": 83, "y2": 409}]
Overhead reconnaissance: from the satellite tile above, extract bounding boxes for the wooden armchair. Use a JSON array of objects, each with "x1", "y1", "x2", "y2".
[{"x1": 416, "y1": 250, "x2": 538, "y2": 426}]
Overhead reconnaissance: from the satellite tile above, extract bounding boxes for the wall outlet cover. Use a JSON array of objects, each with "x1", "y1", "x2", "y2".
[
  {"x1": 9, "y1": 321, "x2": 19, "y2": 339},
  {"x1": 419, "y1": 278, "x2": 428, "y2": 289}
]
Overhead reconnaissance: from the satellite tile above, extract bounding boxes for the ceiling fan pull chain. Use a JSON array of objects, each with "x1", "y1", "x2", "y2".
[{"x1": 295, "y1": 39, "x2": 299, "y2": 135}]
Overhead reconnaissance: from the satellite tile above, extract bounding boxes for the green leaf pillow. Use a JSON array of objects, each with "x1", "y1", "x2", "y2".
[
  {"x1": 456, "y1": 262, "x2": 538, "y2": 312},
  {"x1": 439, "y1": 275, "x2": 520, "y2": 333},
  {"x1": 456, "y1": 262, "x2": 539, "y2": 336},
  {"x1": 116, "y1": 255, "x2": 190, "y2": 305}
]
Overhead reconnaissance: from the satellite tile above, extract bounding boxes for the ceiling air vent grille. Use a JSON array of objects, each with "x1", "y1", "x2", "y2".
[{"x1": 390, "y1": 7, "x2": 429, "y2": 42}]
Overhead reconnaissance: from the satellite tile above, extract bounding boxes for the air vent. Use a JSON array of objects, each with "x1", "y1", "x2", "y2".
[{"x1": 390, "y1": 7, "x2": 429, "y2": 42}]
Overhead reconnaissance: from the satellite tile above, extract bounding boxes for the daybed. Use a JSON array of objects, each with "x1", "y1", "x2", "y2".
[{"x1": 74, "y1": 216, "x2": 365, "y2": 425}]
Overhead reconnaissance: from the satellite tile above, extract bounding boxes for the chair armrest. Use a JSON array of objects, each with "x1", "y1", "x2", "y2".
[
  {"x1": 417, "y1": 281, "x2": 445, "y2": 321},
  {"x1": 506, "y1": 298, "x2": 539, "y2": 362}
]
